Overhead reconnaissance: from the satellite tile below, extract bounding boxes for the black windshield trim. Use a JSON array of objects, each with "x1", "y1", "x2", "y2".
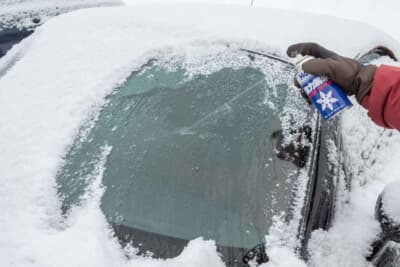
[{"x1": 112, "y1": 223, "x2": 249, "y2": 266}]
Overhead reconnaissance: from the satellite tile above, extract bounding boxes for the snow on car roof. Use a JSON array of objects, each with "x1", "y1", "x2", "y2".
[
  {"x1": 0, "y1": 4, "x2": 399, "y2": 267},
  {"x1": 122, "y1": 0, "x2": 400, "y2": 45}
]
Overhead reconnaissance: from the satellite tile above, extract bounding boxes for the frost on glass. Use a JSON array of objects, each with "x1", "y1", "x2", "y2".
[{"x1": 56, "y1": 49, "x2": 315, "y2": 254}]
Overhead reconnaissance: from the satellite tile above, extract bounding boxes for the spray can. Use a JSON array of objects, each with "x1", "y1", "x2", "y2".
[{"x1": 295, "y1": 56, "x2": 352, "y2": 120}]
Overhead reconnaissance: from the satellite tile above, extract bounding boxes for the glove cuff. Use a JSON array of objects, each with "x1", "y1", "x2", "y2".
[{"x1": 356, "y1": 65, "x2": 377, "y2": 103}]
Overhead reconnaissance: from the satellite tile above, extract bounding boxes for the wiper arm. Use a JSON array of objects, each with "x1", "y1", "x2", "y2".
[{"x1": 239, "y1": 48, "x2": 295, "y2": 67}]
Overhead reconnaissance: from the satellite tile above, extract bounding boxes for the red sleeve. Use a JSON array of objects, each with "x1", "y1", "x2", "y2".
[{"x1": 361, "y1": 64, "x2": 400, "y2": 131}]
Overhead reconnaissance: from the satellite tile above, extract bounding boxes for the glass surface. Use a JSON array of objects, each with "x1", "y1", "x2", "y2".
[{"x1": 57, "y1": 60, "x2": 304, "y2": 250}]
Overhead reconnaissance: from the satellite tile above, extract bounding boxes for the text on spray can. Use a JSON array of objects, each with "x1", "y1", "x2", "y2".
[{"x1": 295, "y1": 56, "x2": 352, "y2": 120}]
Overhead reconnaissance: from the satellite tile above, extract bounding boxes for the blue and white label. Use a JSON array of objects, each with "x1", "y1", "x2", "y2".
[
  {"x1": 295, "y1": 71, "x2": 352, "y2": 120},
  {"x1": 296, "y1": 70, "x2": 314, "y2": 86},
  {"x1": 303, "y1": 76, "x2": 328, "y2": 95}
]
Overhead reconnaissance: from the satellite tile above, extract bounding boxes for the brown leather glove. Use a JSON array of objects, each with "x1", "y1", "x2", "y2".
[{"x1": 287, "y1": 43, "x2": 377, "y2": 103}]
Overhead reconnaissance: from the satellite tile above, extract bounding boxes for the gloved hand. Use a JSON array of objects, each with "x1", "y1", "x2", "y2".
[{"x1": 287, "y1": 42, "x2": 377, "y2": 103}]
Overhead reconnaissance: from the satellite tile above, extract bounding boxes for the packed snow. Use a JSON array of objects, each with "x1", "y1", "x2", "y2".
[{"x1": 1, "y1": 2, "x2": 400, "y2": 267}]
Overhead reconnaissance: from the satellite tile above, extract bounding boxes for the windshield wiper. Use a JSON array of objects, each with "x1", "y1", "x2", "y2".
[{"x1": 239, "y1": 48, "x2": 295, "y2": 67}]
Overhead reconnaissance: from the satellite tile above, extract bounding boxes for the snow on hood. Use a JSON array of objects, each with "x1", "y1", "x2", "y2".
[{"x1": 0, "y1": 4, "x2": 399, "y2": 267}]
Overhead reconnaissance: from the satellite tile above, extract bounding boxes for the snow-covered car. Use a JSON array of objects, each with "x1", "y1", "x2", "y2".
[{"x1": 1, "y1": 3, "x2": 399, "y2": 267}]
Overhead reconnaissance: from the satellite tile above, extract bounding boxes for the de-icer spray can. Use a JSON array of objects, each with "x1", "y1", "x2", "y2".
[{"x1": 295, "y1": 56, "x2": 352, "y2": 120}]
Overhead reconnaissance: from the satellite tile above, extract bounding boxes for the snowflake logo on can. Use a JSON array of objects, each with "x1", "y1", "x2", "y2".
[{"x1": 316, "y1": 91, "x2": 338, "y2": 111}]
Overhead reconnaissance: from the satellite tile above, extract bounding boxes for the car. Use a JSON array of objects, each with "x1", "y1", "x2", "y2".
[{"x1": 1, "y1": 4, "x2": 399, "y2": 267}]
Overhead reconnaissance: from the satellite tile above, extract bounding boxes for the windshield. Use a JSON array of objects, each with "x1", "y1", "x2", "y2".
[{"x1": 56, "y1": 49, "x2": 314, "y2": 262}]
